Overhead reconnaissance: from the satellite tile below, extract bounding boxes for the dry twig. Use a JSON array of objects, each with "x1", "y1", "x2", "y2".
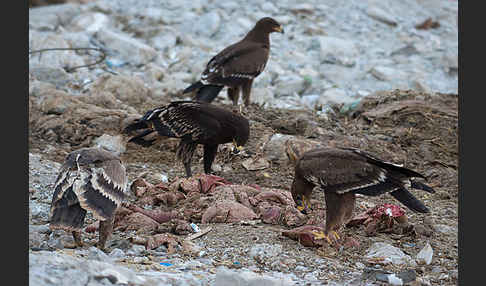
[{"x1": 29, "y1": 47, "x2": 107, "y2": 72}]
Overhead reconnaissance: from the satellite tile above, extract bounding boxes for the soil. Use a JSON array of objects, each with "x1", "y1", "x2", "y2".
[{"x1": 29, "y1": 89, "x2": 458, "y2": 285}]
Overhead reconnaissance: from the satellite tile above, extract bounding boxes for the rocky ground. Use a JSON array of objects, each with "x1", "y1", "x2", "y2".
[{"x1": 29, "y1": 1, "x2": 458, "y2": 285}]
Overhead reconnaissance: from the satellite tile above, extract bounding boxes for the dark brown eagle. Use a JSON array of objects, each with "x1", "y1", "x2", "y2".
[
  {"x1": 182, "y1": 17, "x2": 284, "y2": 106},
  {"x1": 123, "y1": 101, "x2": 250, "y2": 177},
  {"x1": 290, "y1": 147, "x2": 435, "y2": 243},
  {"x1": 49, "y1": 147, "x2": 127, "y2": 250}
]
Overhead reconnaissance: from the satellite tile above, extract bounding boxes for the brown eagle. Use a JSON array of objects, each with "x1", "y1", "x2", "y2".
[
  {"x1": 49, "y1": 147, "x2": 127, "y2": 250},
  {"x1": 123, "y1": 101, "x2": 250, "y2": 177},
  {"x1": 290, "y1": 147, "x2": 435, "y2": 243},
  {"x1": 183, "y1": 17, "x2": 284, "y2": 106}
]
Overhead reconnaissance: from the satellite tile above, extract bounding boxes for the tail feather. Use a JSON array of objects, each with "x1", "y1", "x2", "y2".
[
  {"x1": 194, "y1": 85, "x2": 224, "y2": 103},
  {"x1": 389, "y1": 188, "x2": 430, "y2": 213},
  {"x1": 411, "y1": 180, "x2": 436, "y2": 193}
]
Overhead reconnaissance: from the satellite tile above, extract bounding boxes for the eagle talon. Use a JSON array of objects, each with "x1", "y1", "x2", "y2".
[
  {"x1": 312, "y1": 230, "x2": 341, "y2": 245},
  {"x1": 312, "y1": 230, "x2": 333, "y2": 244},
  {"x1": 330, "y1": 231, "x2": 340, "y2": 241}
]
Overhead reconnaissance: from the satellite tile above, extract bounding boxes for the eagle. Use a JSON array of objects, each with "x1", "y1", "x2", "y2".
[
  {"x1": 290, "y1": 147, "x2": 435, "y2": 243},
  {"x1": 49, "y1": 147, "x2": 127, "y2": 250},
  {"x1": 182, "y1": 17, "x2": 284, "y2": 106},
  {"x1": 123, "y1": 101, "x2": 250, "y2": 177}
]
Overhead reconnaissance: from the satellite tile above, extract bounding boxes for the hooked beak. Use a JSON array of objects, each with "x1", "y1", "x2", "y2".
[
  {"x1": 232, "y1": 139, "x2": 244, "y2": 154},
  {"x1": 274, "y1": 25, "x2": 284, "y2": 34}
]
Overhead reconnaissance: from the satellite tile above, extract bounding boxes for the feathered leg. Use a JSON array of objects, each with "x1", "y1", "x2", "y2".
[
  {"x1": 227, "y1": 87, "x2": 240, "y2": 106},
  {"x1": 313, "y1": 192, "x2": 355, "y2": 244},
  {"x1": 176, "y1": 140, "x2": 198, "y2": 177},
  {"x1": 72, "y1": 231, "x2": 83, "y2": 247},
  {"x1": 203, "y1": 144, "x2": 219, "y2": 174},
  {"x1": 98, "y1": 216, "x2": 114, "y2": 251},
  {"x1": 242, "y1": 79, "x2": 254, "y2": 106}
]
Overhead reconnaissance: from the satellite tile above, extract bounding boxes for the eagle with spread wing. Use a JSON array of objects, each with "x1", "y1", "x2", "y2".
[
  {"x1": 49, "y1": 147, "x2": 127, "y2": 250},
  {"x1": 290, "y1": 147, "x2": 435, "y2": 243},
  {"x1": 183, "y1": 17, "x2": 284, "y2": 106},
  {"x1": 123, "y1": 101, "x2": 249, "y2": 177}
]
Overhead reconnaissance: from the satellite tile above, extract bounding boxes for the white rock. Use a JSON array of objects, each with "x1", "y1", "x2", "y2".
[
  {"x1": 416, "y1": 242, "x2": 434, "y2": 265},
  {"x1": 29, "y1": 33, "x2": 86, "y2": 70},
  {"x1": 150, "y1": 31, "x2": 178, "y2": 52},
  {"x1": 318, "y1": 36, "x2": 359, "y2": 67},
  {"x1": 366, "y1": 6, "x2": 398, "y2": 26},
  {"x1": 321, "y1": 88, "x2": 354, "y2": 105},
  {"x1": 249, "y1": 243, "x2": 283, "y2": 262},
  {"x1": 88, "y1": 246, "x2": 110, "y2": 262},
  {"x1": 432, "y1": 224, "x2": 456, "y2": 235},
  {"x1": 29, "y1": 3, "x2": 82, "y2": 31},
  {"x1": 109, "y1": 248, "x2": 126, "y2": 260},
  {"x1": 193, "y1": 11, "x2": 221, "y2": 38},
  {"x1": 370, "y1": 66, "x2": 407, "y2": 82},
  {"x1": 70, "y1": 13, "x2": 110, "y2": 34},
  {"x1": 95, "y1": 29, "x2": 157, "y2": 65},
  {"x1": 261, "y1": 2, "x2": 278, "y2": 13},
  {"x1": 365, "y1": 242, "x2": 417, "y2": 266},
  {"x1": 29, "y1": 67, "x2": 71, "y2": 87},
  {"x1": 274, "y1": 76, "x2": 305, "y2": 97},
  {"x1": 214, "y1": 268, "x2": 294, "y2": 286},
  {"x1": 92, "y1": 134, "x2": 126, "y2": 157},
  {"x1": 250, "y1": 87, "x2": 275, "y2": 106},
  {"x1": 263, "y1": 134, "x2": 295, "y2": 163},
  {"x1": 386, "y1": 274, "x2": 404, "y2": 285}
]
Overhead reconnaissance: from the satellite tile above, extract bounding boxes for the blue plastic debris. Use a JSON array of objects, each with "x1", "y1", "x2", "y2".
[
  {"x1": 160, "y1": 262, "x2": 173, "y2": 266},
  {"x1": 190, "y1": 223, "x2": 200, "y2": 233},
  {"x1": 105, "y1": 58, "x2": 126, "y2": 68},
  {"x1": 403, "y1": 242, "x2": 416, "y2": 248}
]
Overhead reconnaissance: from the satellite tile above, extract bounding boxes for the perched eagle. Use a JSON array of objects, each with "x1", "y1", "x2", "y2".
[
  {"x1": 49, "y1": 147, "x2": 127, "y2": 250},
  {"x1": 123, "y1": 101, "x2": 250, "y2": 177},
  {"x1": 183, "y1": 17, "x2": 284, "y2": 106},
  {"x1": 290, "y1": 147, "x2": 435, "y2": 243}
]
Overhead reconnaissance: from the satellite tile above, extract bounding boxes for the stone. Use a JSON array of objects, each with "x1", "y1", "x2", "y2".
[
  {"x1": 149, "y1": 28, "x2": 178, "y2": 52},
  {"x1": 318, "y1": 36, "x2": 358, "y2": 67},
  {"x1": 29, "y1": 3, "x2": 83, "y2": 31},
  {"x1": 92, "y1": 134, "x2": 126, "y2": 157},
  {"x1": 70, "y1": 12, "x2": 110, "y2": 34},
  {"x1": 193, "y1": 11, "x2": 221, "y2": 38},
  {"x1": 29, "y1": 202, "x2": 51, "y2": 224},
  {"x1": 29, "y1": 224, "x2": 50, "y2": 249},
  {"x1": 365, "y1": 242, "x2": 417, "y2": 266},
  {"x1": 370, "y1": 66, "x2": 407, "y2": 82},
  {"x1": 126, "y1": 244, "x2": 146, "y2": 256},
  {"x1": 432, "y1": 224, "x2": 456, "y2": 235},
  {"x1": 416, "y1": 242, "x2": 433, "y2": 265},
  {"x1": 249, "y1": 243, "x2": 283, "y2": 264},
  {"x1": 366, "y1": 6, "x2": 398, "y2": 26},
  {"x1": 29, "y1": 33, "x2": 86, "y2": 70},
  {"x1": 30, "y1": 251, "x2": 150, "y2": 285},
  {"x1": 109, "y1": 248, "x2": 125, "y2": 260},
  {"x1": 274, "y1": 76, "x2": 306, "y2": 97},
  {"x1": 319, "y1": 88, "x2": 355, "y2": 106},
  {"x1": 88, "y1": 246, "x2": 110, "y2": 262},
  {"x1": 88, "y1": 74, "x2": 151, "y2": 106},
  {"x1": 29, "y1": 67, "x2": 71, "y2": 87},
  {"x1": 214, "y1": 268, "x2": 294, "y2": 286},
  {"x1": 95, "y1": 29, "x2": 158, "y2": 65},
  {"x1": 261, "y1": 2, "x2": 278, "y2": 13},
  {"x1": 263, "y1": 134, "x2": 295, "y2": 164}
]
